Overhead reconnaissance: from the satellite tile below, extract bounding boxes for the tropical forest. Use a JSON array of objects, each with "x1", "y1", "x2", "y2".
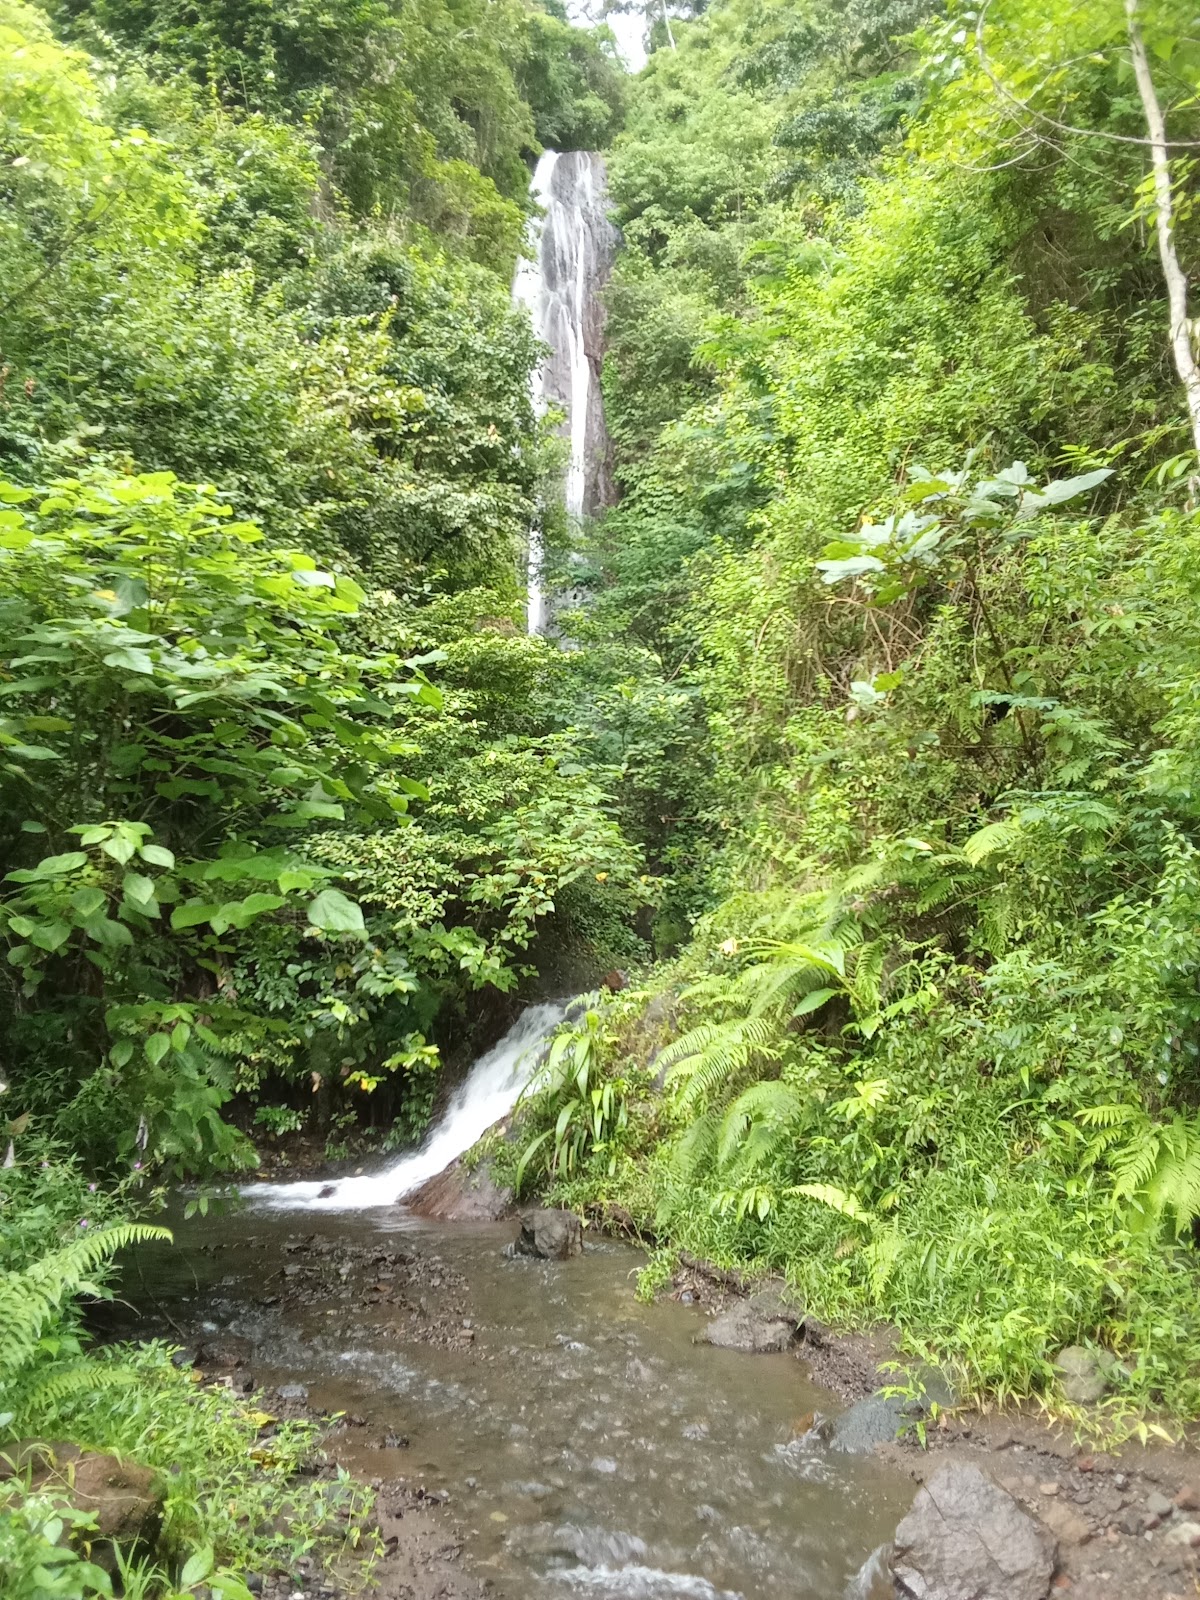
[{"x1": 5, "y1": 0, "x2": 1200, "y2": 1594}]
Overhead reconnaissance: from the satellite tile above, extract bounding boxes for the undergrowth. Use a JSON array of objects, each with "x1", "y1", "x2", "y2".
[{"x1": 0, "y1": 1145, "x2": 378, "y2": 1595}]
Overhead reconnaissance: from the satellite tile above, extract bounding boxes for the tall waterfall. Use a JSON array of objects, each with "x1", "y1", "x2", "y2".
[{"x1": 512, "y1": 150, "x2": 618, "y2": 635}]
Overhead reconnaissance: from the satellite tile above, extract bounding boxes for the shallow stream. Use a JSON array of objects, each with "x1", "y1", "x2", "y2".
[{"x1": 117, "y1": 1206, "x2": 910, "y2": 1600}]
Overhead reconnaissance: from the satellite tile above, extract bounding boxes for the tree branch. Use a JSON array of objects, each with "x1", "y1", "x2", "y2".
[{"x1": 1126, "y1": 0, "x2": 1200, "y2": 462}]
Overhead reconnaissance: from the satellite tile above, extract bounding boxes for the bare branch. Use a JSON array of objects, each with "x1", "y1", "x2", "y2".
[{"x1": 1126, "y1": 0, "x2": 1200, "y2": 461}]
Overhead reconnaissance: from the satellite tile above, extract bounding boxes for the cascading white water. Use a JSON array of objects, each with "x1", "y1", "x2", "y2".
[
  {"x1": 511, "y1": 150, "x2": 617, "y2": 635},
  {"x1": 240, "y1": 1001, "x2": 566, "y2": 1210}
]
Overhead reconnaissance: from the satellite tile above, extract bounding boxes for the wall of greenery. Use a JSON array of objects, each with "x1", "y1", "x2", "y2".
[{"x1": 510, "y1": 0, "x2": 1200, "y2": 1434}]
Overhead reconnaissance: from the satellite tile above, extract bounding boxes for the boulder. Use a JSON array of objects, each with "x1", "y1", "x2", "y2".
[
  {"x1": 828, "y1": 1395, "x2": 907, "y2": 1453},
  {"x1": 891, "y1": 1462, "x2": 1056, "y2": 1600},
  {"x1": 68, "y1": 1455, "x2": 163, "y2": 1552},
  {"x1": 406, "y1": 1157, "x2": 512, "y2": 1221},
  {"x1": 197, "y1": 1332, "x2": 254, "y2": 1368},
  {"x1": 1053, "y1": 1345, "x2": 1109, "y2": 1405},
  {"x1": 700, "y1": 1285, "x2": 803, "y2": 1354},
  {"x1": 5, "y1": 1445, "x2": 164, "y2": 1572},
  {"x1": 510, "y1": 1208, "x2": 583, "y2": 1259}
]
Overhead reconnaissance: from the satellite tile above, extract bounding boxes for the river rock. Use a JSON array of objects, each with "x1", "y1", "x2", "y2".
[
  {"x1": 891, "y1": 1462, "x2": 1056, "y2": 1600},
  {"x1": 828, "y1": 1394, "x2": 907, "y2": 1453},
  {"x1": 407, "y1": 1157, "x2": 513, "y2": 1221},
  {"x1": 510, "y1": 1208, "x2": 583, "y2": 1259},
  {"x1": 197, "y1": 1332, "x2": 254, "y2": 1368},
  {"x1": 700, "y1": 1285, "x2": 803, "y2": 1353}
]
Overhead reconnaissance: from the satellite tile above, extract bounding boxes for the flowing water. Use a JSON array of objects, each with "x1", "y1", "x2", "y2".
[
  {"x1": 240, "y1": 1002, "x2": 567, "y2": 1211},
  {"x1": 511, "y1": 150, "x2": 617, "y2": 634},
  {"x1": 122, "y1": 1210, "x2": 909, "y2": 1600},
  {"x1": 118, "y1": 1012, "x2": 911, "y2": 1599}
]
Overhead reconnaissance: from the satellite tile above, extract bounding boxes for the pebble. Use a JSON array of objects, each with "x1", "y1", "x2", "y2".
[
  {"x1": 1039, "y1": 1482, "x2": 1060, "y2": 1496},
  {"x1": 1175, "y1": 1485, "x2": 1200, "y2": 1511},
  {"x1": 1147, "y1": 1490, "x2": 1175, "y2": 1518}
]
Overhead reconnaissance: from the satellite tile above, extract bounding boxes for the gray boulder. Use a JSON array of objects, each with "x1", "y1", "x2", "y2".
[
  {"x1": 1053, "y1": 1344, "x2": 1109, "y2": 1404},
  {"x1": 511, "y1": 1208, "x2": 583, "y2": 1259},
  {"x1": 891, "y1": 1462, "x2": 1056, "y2": 1600},
  {"x1": 700, "y1": 1285, "x2": 803, "y2": 1353},
  {"x1": 828, "y1": 1395, "x2": 907, "y2": 1453}
]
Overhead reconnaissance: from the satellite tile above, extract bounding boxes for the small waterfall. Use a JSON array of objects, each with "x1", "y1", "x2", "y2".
[
  {"x1": 240, "y1": 1002, "x2": 566, "y2": 1210},
  {"x1": 512, "y1": 149, "x2": 618, "y2": 635}
]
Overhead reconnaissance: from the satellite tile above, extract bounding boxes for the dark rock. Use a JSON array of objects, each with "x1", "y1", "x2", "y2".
[
  {"x1": 891, "y1": 1462, "x2": 1056, "y2": 1600},
  {"x1": 700, "y1": 1284, "x2": 803, "y2": 1354},
  {"x1": 510, "y1": 1208, "x2": 583, "y2": 1260},
  {"x1": 407, "y1": 1157, "x2": 512, "y2": 1221},
  {"x1": 197, "y1": 1332, "x2": 254, "y2": 1368},
  {"x1": 828, "y1": 1395, "x2": 906, "y2": 1453}
]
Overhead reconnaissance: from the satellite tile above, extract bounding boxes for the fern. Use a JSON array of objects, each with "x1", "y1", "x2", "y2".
[
  {"x1": 17, "y1": 1358, "x2": 139, "y2": 1418},
  {"x1": 0, "y1": 1223, "x2": 171, "y2": 1387},
  {"x1": 1078, "y1": 1105, "x2": 1200, "y2": 1237},
  {"x1": 658, "y1": 1016, "x2": 781, "y2": 1111}
]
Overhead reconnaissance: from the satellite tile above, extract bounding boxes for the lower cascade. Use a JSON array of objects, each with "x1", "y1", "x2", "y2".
[
  {"x1": 240, "y1": 1002, "x2": 566, "y2": 1210},
  {"x1": 512, "y1": 149, "x2": 618, "y2": 634}
]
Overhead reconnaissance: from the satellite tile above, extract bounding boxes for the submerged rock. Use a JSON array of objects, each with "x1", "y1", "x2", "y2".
[
  {"x1": 700, "y1": 1284, "x2": 803, "y2": 1354},
  {"x1": 890, "y1": 1462, "x2": 1055, "y2": 1600},
  {"x1": 197, "y1": 1332, "x2": 254, "y2": 1368},
  {"x1": 407, "y1": 1157, "x2": 512, "y2": 1221},
  {"x1": 510, "y1": 1207, "x2": 583, "y2": 1259}
]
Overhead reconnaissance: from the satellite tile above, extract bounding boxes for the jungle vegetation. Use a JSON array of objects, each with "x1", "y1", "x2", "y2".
[{"x1": 7, "y1": 0, "x2": 1200, "y2": 1587}]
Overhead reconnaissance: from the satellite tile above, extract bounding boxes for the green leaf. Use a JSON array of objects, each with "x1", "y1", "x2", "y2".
[
  {"x1": 6, "y1": 851, "x2": 88, "y2": 881},
  {"x1": 71, "y1": 886, "x2": 107, "y2": 917},
  {"x1": 170, "y1": 901, "x2": 220, "y2": 931},
  {"x1": 82, "y1": 914, "x2": 134, "y2": 948},
  {"x1": 307, "y1": 888, "x2": 366, "y2": 935},
  {"x1": 139, "y1": 843, "x2": 175, "y2": 868},
  {"x1": 145, "y1": 1033, "x2": 170, "y2": 1067},
  {"x1": 180, "y1": 1546, "x2": 215, "y2": 1588},
  {"x1": 29, "y1": 919, "x2": 71, "y2": 952},
  {"x1": 122, "y1": 871, "x2": 158, "y2": 911},
  {"x1": 110, "y1": 1040, "x2": 134, "y2": 1068},
  {"x1": 102, "y1": 646, "x2": 155, "y2": 675}
]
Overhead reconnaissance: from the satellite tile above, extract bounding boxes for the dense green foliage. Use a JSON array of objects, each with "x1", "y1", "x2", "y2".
[
  {"x1": 0, "y1": 0, "x2": 637, "y2": 1585},
  {"x1": 12, "y1": 0, "x2": 1200, "y2": 1585},
  {"x1": 501, "y1": 0, "x2": 1200, "y2": 1436}
]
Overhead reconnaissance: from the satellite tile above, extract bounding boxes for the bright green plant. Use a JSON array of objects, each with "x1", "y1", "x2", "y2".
[{"x1": 516, "y1": 998, "x2": 631, "y2": 1191}]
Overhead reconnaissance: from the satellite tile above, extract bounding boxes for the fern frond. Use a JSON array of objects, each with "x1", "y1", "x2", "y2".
[
  {"x1": 659, "y1": 1017, "x2": 781, "y2": 1112},
  {"x1": 19, "y1": 1358, "x2": 139, "y2": 1414},
  {"x1": 0, "y1": 1223, "x2": 171, "y2": 1384}
]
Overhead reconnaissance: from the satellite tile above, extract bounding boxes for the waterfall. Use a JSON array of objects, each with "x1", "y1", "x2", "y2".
[
  {"x1": 239, "y1": 1002, "x2": 566, "y2": 1210},
  {"x1": 512, "y1": 150, "x2": 618, "y2": 635}
]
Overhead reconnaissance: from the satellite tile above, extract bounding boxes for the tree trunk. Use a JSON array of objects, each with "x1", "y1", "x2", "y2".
[{"x1": 1126, "y1": 0, "x2": 1200, "y2": 461}]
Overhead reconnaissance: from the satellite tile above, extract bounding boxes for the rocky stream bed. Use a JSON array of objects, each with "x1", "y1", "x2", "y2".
[{"x1": 98, "y1": 1196, "x2": 1200, "y2": 1600}]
